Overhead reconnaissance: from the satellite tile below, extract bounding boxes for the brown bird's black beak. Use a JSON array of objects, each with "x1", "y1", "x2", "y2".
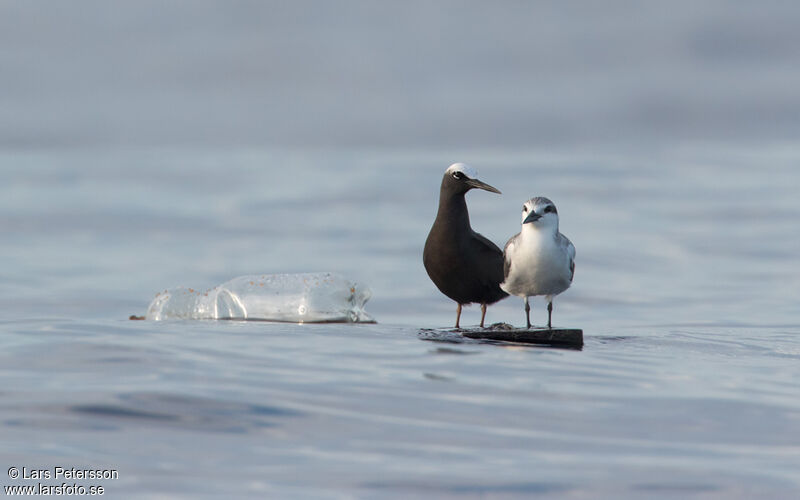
[{"x1": 465, "y1": 178, "x2": 501, "y2": 194}]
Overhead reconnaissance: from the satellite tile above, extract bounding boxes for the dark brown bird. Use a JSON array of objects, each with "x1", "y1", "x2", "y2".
[{"x1": 423, "y1": 163, "x2": 508, "y2": 328}]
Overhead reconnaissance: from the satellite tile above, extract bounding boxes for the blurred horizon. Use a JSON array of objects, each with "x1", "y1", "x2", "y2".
[{"x1": 3, "y1": 1, "x2": 800, "y2": 151}]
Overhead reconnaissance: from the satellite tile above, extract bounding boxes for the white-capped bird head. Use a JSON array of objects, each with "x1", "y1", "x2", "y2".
[
  {"x1": 445, "y1": 162, "x2": 478, "y2": 179},
  {"x1": 441, "y1": 163, "x2": 501, "y2": 195},
  {"x1": 520, "y1": 197, "x2": 559, "y2": 232}
]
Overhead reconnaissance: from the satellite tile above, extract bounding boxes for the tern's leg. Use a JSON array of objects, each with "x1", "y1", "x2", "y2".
[
  {"x1": 547, "y1": 300, "x2": 553, "y2": 329},
  {"x1": 455, "y1": 303, "x2": 462, "y2": 329},
  {"x1": 524, "y1": 296, "x2": 531, "y2": 329}
]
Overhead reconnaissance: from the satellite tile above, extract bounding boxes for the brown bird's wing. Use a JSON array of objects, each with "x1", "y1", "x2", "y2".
[{"x1": 470, "y1": 230, "x2": 509, "y2": 303}]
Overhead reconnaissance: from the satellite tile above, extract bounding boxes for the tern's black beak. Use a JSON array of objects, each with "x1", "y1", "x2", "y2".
[
  {"x1": 465, "y1": 178, "x2": 501, "y2": 194},
  {"x1": 523, "y1": 212, "x2": 542, "y2": 224}
]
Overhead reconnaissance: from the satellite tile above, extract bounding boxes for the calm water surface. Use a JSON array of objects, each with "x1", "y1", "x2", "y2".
[{"x1": 1, "y1": 147, "x2": 799, "y2": 498}]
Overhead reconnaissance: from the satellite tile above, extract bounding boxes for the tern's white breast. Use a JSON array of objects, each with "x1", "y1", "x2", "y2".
[{"x1": 502, "y1": 230, "x2": 572, "y2": 297}]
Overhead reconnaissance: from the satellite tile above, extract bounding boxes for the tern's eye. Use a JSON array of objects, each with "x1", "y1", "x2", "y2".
[
  {"x1": 522, "y1": 205, "x2": 528, "y2": 213},
  {"x1": 452, "y1": 171, "x2": 464, "y2": 180}
]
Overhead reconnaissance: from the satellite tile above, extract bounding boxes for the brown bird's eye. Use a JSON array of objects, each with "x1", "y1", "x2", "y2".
[{"x1": 452, "y1": 171, "x2": 464, "y2": 180}]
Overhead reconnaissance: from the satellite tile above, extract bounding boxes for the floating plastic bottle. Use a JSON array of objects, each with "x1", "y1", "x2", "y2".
[{"x1": 146, "y1": 272, "x2": 374, "y2": 323}]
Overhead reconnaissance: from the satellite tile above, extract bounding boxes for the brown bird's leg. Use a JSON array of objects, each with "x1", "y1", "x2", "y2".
[
  {"x1": 547, "y1": 301, "x2": 553, "y2": 329},
  {"x1": 455, "y1": 303, "x2": 462, "y2": 329},
  {"x1": 524, "y1": 296, "x2": 531, "y2": 329},
  {"x1": 480, "y1": 303, "x2": 487, "y2": 328}
]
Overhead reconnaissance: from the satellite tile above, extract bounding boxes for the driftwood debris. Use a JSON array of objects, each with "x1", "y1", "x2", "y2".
[{"x1": 420, "y1": 322, "x2": 583, "y2": 349}]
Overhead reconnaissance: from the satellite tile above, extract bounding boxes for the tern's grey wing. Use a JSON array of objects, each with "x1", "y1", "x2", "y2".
[
  {"x1": 558, "y1": 232, "x2": 576, "y2": 282},
  {"x1": 502, "y1": 233, "x2": 520, "y2": 279}
]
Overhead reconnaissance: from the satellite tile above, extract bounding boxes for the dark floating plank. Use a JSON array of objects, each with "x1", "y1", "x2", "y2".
[
  {"x1": 462, "y1": 327, "x2": 583, "y2": 348},
  {"x1": 420, "y1": 322, "x2": 583, "y2": 349}
]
